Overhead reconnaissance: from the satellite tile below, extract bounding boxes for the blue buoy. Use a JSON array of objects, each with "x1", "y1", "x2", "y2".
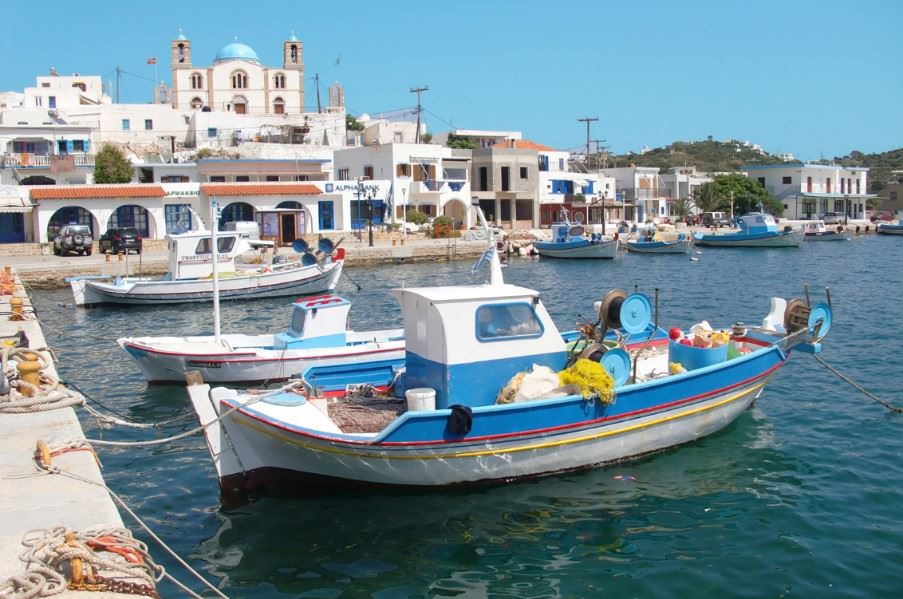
[
  {"x1": 292, "y1": 239, "x2": 309, "y2": 253},
  {"x1": 620, "y1": 293, "x2": 652, "y2": 334},
  {"x1": 601, "y1": 348, "x2": 631, "y2": 387},
  {"x1": 807, "y1": 302, "x2": 832, "y2": 340}
]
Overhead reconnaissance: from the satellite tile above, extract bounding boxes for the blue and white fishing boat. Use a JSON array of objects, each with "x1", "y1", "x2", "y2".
[
  {"x1": 803, "y1": 220, "x2": 852, "y2": 241},
  {"x1": 694, "y1": 213, "x2": 804, "y2": 248},
  {"x1": 533, "y1": 210, "x2": 619, "y2": 259},
  {"x1": 626, "y1": 232, "x2": 692, "y2": 254},
  {"x1": 187, "y1": 245, "x2": 831, "y2": 497},
  {"x1": 877, "y1": 219, "x2": 903, "y2": 235},
  {"x1": 118, "y1": 295, "x2": 405, "y2": 385}
]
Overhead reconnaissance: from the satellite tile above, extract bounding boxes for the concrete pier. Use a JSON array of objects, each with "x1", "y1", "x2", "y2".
[{"x1": 0, "y1": 268, "x2": 131, "y2": 596}]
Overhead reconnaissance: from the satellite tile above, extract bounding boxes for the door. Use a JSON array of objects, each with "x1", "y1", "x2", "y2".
[
  {"x1": 234, "y1": 102, "x2": 246, "y2": 114},
  {"x1": 318, "y1": 201, "x2": 334, "y2": 230},
  {"x1": 281, "y1": 213, "x2": 296, "y2": 244}
]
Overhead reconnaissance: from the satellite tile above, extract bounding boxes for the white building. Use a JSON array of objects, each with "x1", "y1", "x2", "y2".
[
  {"x1": 659, "y1": 166, "x2": 712, "y2": 205},
  {"x1": 741, "y1": 163, "x2": 872, "y2": 220},
  {"x1": 603, "y1": 166, "x2": 667, "y2": 223},
  {"x1": 532, "y1": 143, "x2": 615, "y2": 225},
  {"x1": 334, "y1": 143, "x2": 473, "y2": 229},
  {"x1": 432, "y1": 129, "x2": 522, "y2": 149}
]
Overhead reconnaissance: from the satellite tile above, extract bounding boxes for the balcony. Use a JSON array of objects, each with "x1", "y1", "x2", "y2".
[{"x1": 2, "y1": 153, "x2": 94, "y2": 168}]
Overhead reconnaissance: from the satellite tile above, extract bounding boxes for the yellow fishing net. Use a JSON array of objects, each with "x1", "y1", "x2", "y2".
[{"x1": 558, "y1": 358, "x2": 615, "y2": 404}]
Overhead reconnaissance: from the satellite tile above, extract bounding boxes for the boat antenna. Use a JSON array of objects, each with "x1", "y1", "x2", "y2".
[{"x1": 211, "y1": 198, "x2": 222, "y2": 344}]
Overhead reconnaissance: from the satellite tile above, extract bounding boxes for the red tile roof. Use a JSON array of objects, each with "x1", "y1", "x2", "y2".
[
  {"x1": 30, "y1": 185, "x2": 166, "y2": 200},
  {"x1": 490, "y1": 139, "x2": 555, "y2": 151},
  {"x1": 201, "y1": 183, "x2": 321, "y2": 196}
]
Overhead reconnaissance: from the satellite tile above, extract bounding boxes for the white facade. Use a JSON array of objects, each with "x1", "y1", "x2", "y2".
[
  {"x1": 604, "y1": 166, "x2": 669, "y2": 222},
  {"x1": 741, "y1": 163, "x2": 871, "y2": 220},
  {"x1": 536, "y1": 148, "x2": 616, "y2": 225},
  {"x1": 188, "y1": 110, "x2": 344, "y2": 150},
  {"x1": 659, "y1": 166, "x2": 712, "y2": 203},
  {"x1": 334, "y1": 143, "x2": 474, "y2": 228}
]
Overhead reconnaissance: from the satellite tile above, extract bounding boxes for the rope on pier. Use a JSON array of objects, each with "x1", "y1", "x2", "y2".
[
  {"x1": 813, "y1": 354, "x2": 903, "y2": 414},
  {"x1": 0, "y1": 347, "x2": 85, "y2": 413}
]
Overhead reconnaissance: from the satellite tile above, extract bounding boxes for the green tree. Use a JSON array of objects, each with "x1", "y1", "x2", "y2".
[
  {"x1": 707, "y1": 173, "x2": 783, "y2": 216},
  {"x1": 346, "y1": 115, "x2": 365, "y2": 132},
  {"x1": 446, "y1": 133, "x2": 477, "y2": 150},
  {"x1": 671, "y1": 197, "x2": 693, "y2": 221},
  {"x1": 419, "y1": 132, "x2": 433, "y2": 144},
  {"x1": 94, "y1": 144, "x2": 133, "y2": 184},
  {"x1": 406, "y1": 209, "x2": 428, "y2": 225},
  {"x1": 431, "y1": 215, "x2": 454, "y2": 238},
  {"x1": 692, "y1": 183, "x2": 725, "y2": 213}
]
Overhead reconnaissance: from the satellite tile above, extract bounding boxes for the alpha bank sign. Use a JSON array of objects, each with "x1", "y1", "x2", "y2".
[{"x1": 324, "y1": 182, "x2": 382, "y2": 194}]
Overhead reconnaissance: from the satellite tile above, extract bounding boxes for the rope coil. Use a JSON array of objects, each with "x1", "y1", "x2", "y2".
[{"x1": 0, "y1": 347, "x2": 85, "y2": 413}]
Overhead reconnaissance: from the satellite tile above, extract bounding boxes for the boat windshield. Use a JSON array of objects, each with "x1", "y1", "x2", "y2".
[
  {"x1": 475, "y1": 302, "x2": 543, "y2": 341},
  {"x1": 194, "y1": 236, "x2": 236, "y2": 254}
]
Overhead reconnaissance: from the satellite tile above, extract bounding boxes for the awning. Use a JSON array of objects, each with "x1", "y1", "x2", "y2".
[{"x1": 0, "y1": 196, "x2": 35, "y2": 213}]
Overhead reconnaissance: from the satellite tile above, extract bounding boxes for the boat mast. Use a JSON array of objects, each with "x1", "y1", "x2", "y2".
[{"x1": 211, "y1": 198, "x2": 222, "y2": 343}]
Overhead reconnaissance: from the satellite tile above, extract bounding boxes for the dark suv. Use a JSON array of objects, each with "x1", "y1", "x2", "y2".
[
  {"x1": 53, "y1": 225, "x2": 93, "y2": 256},
  {"x1": 99, "y1": 227, "x2": 143, "y2": 254}
]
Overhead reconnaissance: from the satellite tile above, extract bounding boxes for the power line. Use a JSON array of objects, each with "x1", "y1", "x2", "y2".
[{"x1": 409, "y1": 85, "x2": 428, "y2": 143}]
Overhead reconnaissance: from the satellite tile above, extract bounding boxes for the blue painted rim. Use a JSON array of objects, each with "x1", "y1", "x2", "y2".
[
  {"x1": 292, "y1": 239, "x2": 309, "y2": 253},
  {"x1": 601, "y1": 348, "x2": 631, "y2": 387},
  {"x1": 620, "y1": 293, "x2": 652, "y2": 334},
  {"x1": 808, "y1": 302, "x2": 832, "y2": 339}
]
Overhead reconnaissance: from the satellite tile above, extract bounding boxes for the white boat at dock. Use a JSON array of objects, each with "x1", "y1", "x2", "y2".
[
  {"x1": 803, "y1": 220, "x2": 852, "y2": 241},
  {"x1": 533, "y1": 210, "x2": 619, "y2": 259},
  {"x1": 694, "y1": 213, "x2": 804, "y2": 248}
]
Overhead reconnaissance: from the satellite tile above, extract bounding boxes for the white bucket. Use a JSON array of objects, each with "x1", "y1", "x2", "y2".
[{"x1": 405, "y1": 387, "x2": 436, "y2": 412}]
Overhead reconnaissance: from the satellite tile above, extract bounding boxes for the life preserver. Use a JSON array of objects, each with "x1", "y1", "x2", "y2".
[{"x1": 262, "y1": 267, "x2": 272, "y2": 274}]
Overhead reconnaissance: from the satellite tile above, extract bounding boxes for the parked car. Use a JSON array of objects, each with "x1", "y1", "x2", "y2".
[
  {"x1": 98, "y1": 227, "x2": 142, "y2": 254},
  {"x1": 53, "y1": 225, "x2": 93, "y2": 256},
  {"x1": 702, "y1": 211, "x2": 731, "y2": 228},
  {"x1": 822, "y1": 212, "x2": 844, "y2": 225}
]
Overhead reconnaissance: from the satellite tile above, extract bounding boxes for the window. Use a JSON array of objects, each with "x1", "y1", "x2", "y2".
[
  {"x1": 856, "y1": 179, "x2": 860, "y2": 194},
  {"x1": 501, "y1": 166, "x2": 510, "y2": 191},
  {"x1": 318, "y1": 200, "x2": 335, "y2": 230},
  {"x1": 191, "y1": 97, "x2": 204, "y2": 109},
  {"x1": 35, "y1": 97, "x2": 43, "y2": 107},
  {"x1": 195, "y1": 236, "x2": 236, "y2": 254},
  {"x1": 475, "y1": 303, "x2": 544, "y2": 342},
  {"x1": 72, "y1": 140, "x2": 85, "y2": 152},
  {"x1": 293, "y1": 174, "x2": 309, "y2": 181},
  {"x1": 273, "y1": 97, "x2": 284, "y2": 114},
  {"x1": 289, "y1": 44, "x2": 298, "y2": 64},
  {"x1": 177, "y1": 43, "x2": 185, "y2": 63},
  {"x1": 165, "y1": 204, "x2": 193, "y2": 234},
  {"x1": 209, "y1": 176, "x2": 226, "y2": 182},
  {"x1": 236, "y1": 175, "x2": 250, "y2": 182},
  {"x1": 558, "y1": 158, "x2": 565, "y2": 170},
  {"x1": 161, "y1": 175, "x2": 189, "y2": 183},
  {"x1": 337, "y1": 168, "x2": 350, "y2": 181},
  {"x1": 807, "y1": 176, "x2": 813, "y2": 193},
  {"x1": 48, "y1": 96, "x2": 56, "y2": 109},
  {"x1": 782, "y1": 176, "x2": 792, "y2": 184},
  {"x1": 520, "y1": 166, "x2": 528, "y2": 179},
  {"x1": 363, "y1": 165, "x2": 374, "y2": 179},
  {"x1": 394, "y1": 131, "x2": 404, "y2": 143},
  {"x1": 207, "y1": 127, "x2": 217, "y2": 139},
  {"x1": 479, "y1": 166, "x2": 488, "y2": 191},
  {"x1": 41, "y1": 82, "x2": 50, "y2": 88},
  {"x1": 273, "y1": 73, "x2": 285, "y2": 89},
  {"x1": 144, "y1": 119, "x2": 153, "y2": 131},
  {"x1": 266, "y1": 175, "x2": 280, "y2": 181},
  {"x1": 840, "y1": 178, "x2": 845, "y2": 193},
  {"x1": 231, "y1": 71, "x2": 247, "y2": 89},
  {"x1": 122, "y1": 119, "x2": 130, "y2": 131},
  {"x1": 396, "y1": 163, "x2": 410, "y2": 176},
  {"x1": 190, "y1": 73, "x2": 203, "y2": 89},
  {"x1": 826, "y1": 178, "x2": 832, "y2": 193}
]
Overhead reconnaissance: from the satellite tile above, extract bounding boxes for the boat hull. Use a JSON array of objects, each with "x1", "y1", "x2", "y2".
[
  {"x1": 71, "y1": 260, "x2": 342, "y2": 306},
  {"x1": 190, "y1": 344, "x2": 786, "y2": 493},
  {"x1": 119, "y1": 330, "x2": 405, "y2": 384},
  {"x1": 693, "y1": 229, "x2": 804, "y2": 248},
  {"x1": 877, "y1": 224, "x2": 903, "y2": 235},
  {"x1": 626, "y1": 238, "x2": 691, "y2": 254},
  {"x1": 534, "y1": 239, "x2": 619, "y2": 259},
  {"x1": 804, "y1": 232, "x2": 851, "y2": 241}
]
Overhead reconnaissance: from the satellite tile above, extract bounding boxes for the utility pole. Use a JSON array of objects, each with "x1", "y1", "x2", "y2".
[
  {"x1": 410, "y1": 85, "x2": 429, "y2": 143},
  {"x1": 591, "y1": 138, "x2": 609, "y2": 170},
  {"x1": 577, "y1": 116, "x2": 598, "y2": 160},
  {"x1": 314, "y1": 73, "x2": 322, "y2": 114},
  {"x1": 115, "y1": 66, "x2": 121, "y2": 104}
]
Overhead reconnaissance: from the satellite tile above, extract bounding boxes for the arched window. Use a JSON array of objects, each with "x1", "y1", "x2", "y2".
[
  {"x1": 190, "y1": 72, "x2": 203, "y2": 89},
  {"x1": 190, "y1": 97, "x2": 204, "y2": 110},
  {"x1": 219, "y1": 202, "x2": 255, "y2": 229},
  {"x1": 273, "y1": 72, "x2": 285, "y2": 89},
  {"x1": 231, "y1": 71, "x2": 247, "y2": 89},
  {"x1": 273, "y1": 97, "x2": 284, "y2": 114},
  {"x1": 47, "y1": 207, "x2": 94, "y2": 241},
  {"x1": 107, "y1": 205, "x2": 151, "y2": 237},
  {"x1": 177, "y1": 43, "x2": 185, "y2": 63},
  {"x1": 289, "y1": 44, "x2": 298, "y2": 64}
]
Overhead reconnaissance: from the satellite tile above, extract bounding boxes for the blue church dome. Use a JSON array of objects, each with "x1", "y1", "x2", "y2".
[{"x1": 214, "y1": 42, "x2": 260, "y2": 64}]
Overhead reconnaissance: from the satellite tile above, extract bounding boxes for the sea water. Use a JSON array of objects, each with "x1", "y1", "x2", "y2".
[{"x1": 32, "y1": 234, "x2": 902, "y2": 597}]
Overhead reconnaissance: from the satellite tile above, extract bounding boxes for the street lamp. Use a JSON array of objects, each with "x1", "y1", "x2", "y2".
[
  {"x1": 367, "y1": 188, "x2": 374, "y2": 247},
  {"x1": 354, "y1": 178, "x2": 363, "y2": 242}
]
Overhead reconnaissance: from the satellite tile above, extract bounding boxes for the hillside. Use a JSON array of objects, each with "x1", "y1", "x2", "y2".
[{"x1": 604, "y1": 140, "x2": 903, "y2": 195}]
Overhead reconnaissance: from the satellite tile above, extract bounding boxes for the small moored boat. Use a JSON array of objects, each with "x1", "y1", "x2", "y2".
[
  {"x1": 533, "y1": 210, "x2": 619, "y2": 259},
  {"x1": 68, "y1": 230, "x2": 343, "y2": 306},
  {"x1": 187, "y1": 247, "x2": 831, "y2": 498},
  {"x1": 694, "y1": 213, "x2": 803, "y2": 248},
  {"x1": 626, "y1": 232, "x2": 692, "y2": 254},
  {"x1": 803, "y1": 220, "x2": 851, "y2": 241},
  {"x1": 877, "y1": 220, "x2": 903, "y2": 235}
]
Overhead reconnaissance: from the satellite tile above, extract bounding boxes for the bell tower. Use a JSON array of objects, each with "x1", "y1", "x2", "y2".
[
  {"x1": 283, "y1": 31, "x2": 303, "y2": 70},
  {"x1": 171, "y1": 29, "x2": 191, "y2": 67}
]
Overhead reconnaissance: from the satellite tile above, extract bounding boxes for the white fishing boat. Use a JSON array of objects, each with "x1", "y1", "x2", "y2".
[
  {"x1": 68, "y1": 230, "x2": 343, "y2": 306},
  {"x1": 186, "y1": 244, "x2": 831, "y2": 498},
  {"x1": 533, "y1": 210, "x2": 619, "y2": 259},
  {"x1": 118, "y1": 295, "x2": 405, "y2": 384},
  {"x1": 626, "y1": 232, "x2": 692, "y2": 254},
  {"x1": 803, "y1": 220, "x2": 852, "y2": 241}
]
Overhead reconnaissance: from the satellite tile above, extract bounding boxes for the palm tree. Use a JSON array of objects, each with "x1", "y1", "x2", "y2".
[{"x1": 692, "y1": 183, "x2": 722, "y2": 214}]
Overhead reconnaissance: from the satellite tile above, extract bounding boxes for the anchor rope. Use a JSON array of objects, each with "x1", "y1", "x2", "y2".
[
  {"x1": 0, "y1": 347, "x2": 86, "y2": 413},
  {"x1": 813, "y1": 355, "x2": 903, "y2": 413},
  {"x1": 63, "y1": 379, "x2": 195, "y2": 430}
]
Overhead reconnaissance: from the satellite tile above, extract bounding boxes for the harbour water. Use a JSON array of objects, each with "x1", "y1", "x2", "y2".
[{"x1": 31, "y1": 235, "x2": 902, "y2": 597}]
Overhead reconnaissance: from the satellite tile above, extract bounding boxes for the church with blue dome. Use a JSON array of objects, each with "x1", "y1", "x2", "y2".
[{"x1": 169, "y1": 32, "x2": 304, "y2": 115}]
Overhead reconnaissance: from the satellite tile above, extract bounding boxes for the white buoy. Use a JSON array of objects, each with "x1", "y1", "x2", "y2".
[{"x1": 690, "y1": 257, "x2": 699, "y2": 261}]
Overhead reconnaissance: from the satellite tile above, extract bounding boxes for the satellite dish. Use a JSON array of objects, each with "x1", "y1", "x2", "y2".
[
  {"x1": 318, "y1": 238, "x2": 335, "y2": 255},
  {"x1": 301, "y1": 252, "x2": 317, "y2": 266},
  {"x1": 292, "y1": 239, "x2": 309, "y2": 253}
]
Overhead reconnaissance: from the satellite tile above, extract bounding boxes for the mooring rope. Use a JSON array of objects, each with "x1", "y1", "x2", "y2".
[
  {"x1": 0, "y1": 347, "x2": 86, "y2": 413},
  {"x1": 813, "y1": 354, "x2": 903, "y2": 414}
]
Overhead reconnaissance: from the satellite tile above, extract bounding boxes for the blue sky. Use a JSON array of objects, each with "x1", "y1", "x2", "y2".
[{"x1": 3, "y1": 0, "x2": 901, "y2": 160}]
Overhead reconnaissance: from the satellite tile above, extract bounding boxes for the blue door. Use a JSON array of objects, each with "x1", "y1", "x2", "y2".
[
  {"x1": 318, "y1": 201, "x2": 334, "y2": 230},
  {"x1": 0, "y1": 214, "x2": 25, "y2": 243}
]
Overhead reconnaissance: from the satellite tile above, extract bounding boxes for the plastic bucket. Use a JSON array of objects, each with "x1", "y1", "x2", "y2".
[
  {"x1": 668, "y1": 340, "x2": 728, "y2": 371},
  {"x1": 405, "y1": 387, "x2": 436, "y2": 411}
]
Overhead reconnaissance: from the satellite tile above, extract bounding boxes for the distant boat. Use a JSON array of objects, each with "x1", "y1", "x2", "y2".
[
  {"x1": 803, "y1": 220, "x2": 851, "y2": 241},
  {"x1": 533, "y1": 210, "x2": 619, "y2": 259},
  {"x1": 68, "y1": 231, "x2": 343, "y2": 306},
  {"x1": 877, "y1": 221, "x2": 903, "y2": 235},
  {"x1": 626, "y1": 232, "x2": 692, "y2": 254},
  {"x1": 694, "y1": 213, "x2": 803, "y2": 248}
]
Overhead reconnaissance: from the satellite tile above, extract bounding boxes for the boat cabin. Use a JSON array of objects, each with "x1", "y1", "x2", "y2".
[
  {"x1": 737, "y1": 212, "x2": 779, "y2": 234},
  {"x1": 393, "y1": 284, "x2": 568, "y2": 409},
  {"x1": 273, "y1": 295, "x2": 350, "y2": 350},
  {"x1": 551, "y1": 209, "x2": 607, "y2": 244},
  {"x1": 166, "y1": 231, "x2": 254, "y2": 280}
]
